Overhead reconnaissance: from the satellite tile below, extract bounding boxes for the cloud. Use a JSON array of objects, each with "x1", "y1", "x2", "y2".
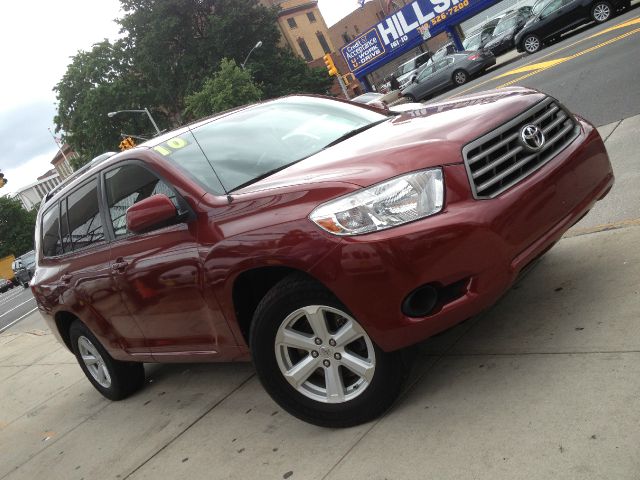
[{"x1": 0, "y1": 101, "x2": 59, "y2": 171}]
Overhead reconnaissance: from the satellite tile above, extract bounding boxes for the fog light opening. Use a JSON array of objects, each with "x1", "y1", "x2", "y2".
[{"x1": 402, "y1": 285, "x2": 438, "y2": 317}]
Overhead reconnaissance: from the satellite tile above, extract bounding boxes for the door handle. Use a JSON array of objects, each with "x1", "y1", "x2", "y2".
[{"x1": 112, "y1": 261, "x2": 129, "y2": 272}]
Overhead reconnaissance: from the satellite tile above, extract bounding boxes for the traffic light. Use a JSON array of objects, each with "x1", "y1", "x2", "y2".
[
  {"x1": 323, "y1": 53, "x2": 338, "y2": 77},
  {"x1": 0, "y1": 172, "x2": 6, "y2": 188},
  {"x1": 119, "y1": 137, "x2": 136, "y2": 151}
]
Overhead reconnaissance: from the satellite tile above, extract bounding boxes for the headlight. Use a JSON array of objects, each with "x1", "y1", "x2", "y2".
[{"x1": 309, "y1": 168, "x2": 444, "y2": 236}]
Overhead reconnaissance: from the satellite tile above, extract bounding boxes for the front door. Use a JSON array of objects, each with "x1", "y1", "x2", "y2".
[{"x1": 102, "y1": 161, "x2": 230, "y2": 360}]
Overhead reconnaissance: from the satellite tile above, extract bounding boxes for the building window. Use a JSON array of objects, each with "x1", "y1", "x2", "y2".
[
  {"x1": 287, "y1": 17, "x2": 297, "y2": 29},
  {"x1": 297, "y1": 38, "x2": 314, "y2": 61},
  {"x1": 316, "y1": 32, "x2": 331, "y2": 54},
  {"x1": 354, "y1": 25, "x2": 360, "y2": 34},
  {"x1": 342, "y1": 32, "x2": 351, "y2": 43},
  {"x1": 307, "y1": 11, "x2": 316, "y2": 23}
]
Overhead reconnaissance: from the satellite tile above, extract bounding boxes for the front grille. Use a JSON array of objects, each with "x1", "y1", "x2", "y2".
[{"x1": 462, "y1": 98, "x2": 579, "y2": 199}]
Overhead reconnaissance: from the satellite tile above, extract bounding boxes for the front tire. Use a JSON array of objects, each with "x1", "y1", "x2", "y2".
[
  {"x1": 69, "y1": 320, "x2": 145, "y2": 400},
  {"x1": 250, "y1": 274, "x2": 405, "y2": 428},
  {"x1": 452, "y1": 69, "x2": 469, "y2": 86},
  {"x1": 591, "y1": 1, "x2": 612, "y2": 22},
  {"x1": 522, "y1": 34, "x2": 542, "y2": 54},
  {"x1": 405, "y1": 93, "x2": 417, "y2": 102}
]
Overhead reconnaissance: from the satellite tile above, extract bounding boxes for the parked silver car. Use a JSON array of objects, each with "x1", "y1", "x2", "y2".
[
  {"x1": 394, "y1": 51, "x2": 433, "y2": 89},
  {"x1": 400, "y1": 51, "x2": 496, "y2": 101}
]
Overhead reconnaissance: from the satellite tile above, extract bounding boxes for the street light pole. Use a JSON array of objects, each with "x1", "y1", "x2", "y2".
[
  {"x1": 241, "y1": 40, "x2": 263, "y2": 69},
  {"x1": 107, "y1": 109, "x2": 162, "y2": 136}
]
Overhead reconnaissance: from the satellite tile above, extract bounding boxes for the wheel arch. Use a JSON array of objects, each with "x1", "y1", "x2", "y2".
[
  {"x1": 54, "y1": 310, "x2": 79, "y2": 352},
  {"x1": 231, "y1": 266, "x2": 324, "y2": 347}
]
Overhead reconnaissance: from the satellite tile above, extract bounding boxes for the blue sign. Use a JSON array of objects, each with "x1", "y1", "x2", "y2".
[
  {"x1": 341, "y1": 0, "x2": 495, "y2": 76},
  {"x1": 341, "y1": 28, "x2": 386, "y2": 72}
]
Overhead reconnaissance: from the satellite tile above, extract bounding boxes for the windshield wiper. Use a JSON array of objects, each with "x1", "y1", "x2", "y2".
[{"x1": 322, "y1": 118, "x2": 391, "y2": 150}]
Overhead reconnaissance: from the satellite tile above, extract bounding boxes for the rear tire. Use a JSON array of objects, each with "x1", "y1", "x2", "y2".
[
  {"x1": 69, "y1": 320, "x2": 145, "y2": 400},
  {"x1": 250, "y1": 274, "x2": 406, "y2": 428},
  {"x1": 591, "y1": 1, "x2": 612, "y2": 22},
  {"x1": 452, "y1": 69, "x2": 469, "y2": 86}
]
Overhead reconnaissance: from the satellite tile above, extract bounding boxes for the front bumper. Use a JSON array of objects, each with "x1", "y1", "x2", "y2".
[{"x1": 309, "y1": 117, "x2": 613, "y2": 352}]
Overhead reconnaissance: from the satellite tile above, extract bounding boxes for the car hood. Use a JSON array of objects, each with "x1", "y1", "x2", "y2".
[{"x1": 233, "y1": 87, "x2": 547, "y2": 194}]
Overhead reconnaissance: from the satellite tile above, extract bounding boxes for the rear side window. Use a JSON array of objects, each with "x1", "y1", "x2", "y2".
[
  {"x1": 42, "y1": 204, "x2": 62, "y2": 257},
  {"x1": 104, "y1": 164, "x2": 178, "y2": 239},
  {"x1": 63, "y1": 179, "x2": 105, "y2": 251}
]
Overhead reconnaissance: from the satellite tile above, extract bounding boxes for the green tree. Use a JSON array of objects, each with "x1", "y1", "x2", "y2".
[
  {"x1": 0, "y1": 196, "x2": 37, "y2": 258},
  {"x1": 185, "y1": 58, "x2": 262, "y2": 118},
  {"x1": 54, "y1": 0, "x2": 334, "y2": 168}
]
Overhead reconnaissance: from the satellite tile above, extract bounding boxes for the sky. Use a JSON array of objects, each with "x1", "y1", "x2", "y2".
[{"x1": 0, "y1": 0, "x2": 361, "y2": 197}]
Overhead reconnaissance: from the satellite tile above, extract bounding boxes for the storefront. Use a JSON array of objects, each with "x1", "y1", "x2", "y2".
[{"x1": 340, "y1": 0, "x2": 502, "y2": 90}]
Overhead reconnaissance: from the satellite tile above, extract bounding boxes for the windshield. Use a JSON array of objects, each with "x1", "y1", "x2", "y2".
[
  {"x1": 463, "y1": 34, "x2": 482, "y2": 50},
  {"x1": 493, "y1": 16, "x2": 518, "y2": 35},
  {"x1": 396, "y1": 60, "x2": 416, "y2": 76},
  {"x1": 152, "y1": 97, "x2": 387, "y2": 193}
]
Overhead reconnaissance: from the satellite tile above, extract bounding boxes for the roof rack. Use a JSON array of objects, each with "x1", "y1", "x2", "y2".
[{"x1": 44, "y1": 152, "x2": 118, "y2": 203}]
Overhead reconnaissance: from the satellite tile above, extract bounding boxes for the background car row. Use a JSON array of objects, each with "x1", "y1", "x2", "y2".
[{"x1": 376, "y1": 0, "x2": 629, "y2": 98}]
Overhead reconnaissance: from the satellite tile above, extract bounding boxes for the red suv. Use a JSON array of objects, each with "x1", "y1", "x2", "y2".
[{"x1": 33, "y1": 89, "x2": 613, "y2": 427}]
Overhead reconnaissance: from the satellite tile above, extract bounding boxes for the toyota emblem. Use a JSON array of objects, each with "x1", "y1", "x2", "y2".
[{"x1": 520, "y1": 124, "x2": 545, "y2": 151}]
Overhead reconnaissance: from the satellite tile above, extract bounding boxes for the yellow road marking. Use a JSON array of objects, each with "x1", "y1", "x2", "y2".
[
  {"x1": 497, "y1": 27, "x2": 640, "y2": 88},
  {"x1": 587, "y1": 15, "x2": 640, "y2": 37},
  {"x1": 447, "y1": 15, "x2": 640, "y2": 98},
  {"x1": 494, "y1": 58, "x2": 568, "y2": 78}
]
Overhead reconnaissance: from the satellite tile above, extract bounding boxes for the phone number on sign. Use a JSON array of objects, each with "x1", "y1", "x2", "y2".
[{"x1": 430, "y1": 0, "x2": 470, "y2": 27}]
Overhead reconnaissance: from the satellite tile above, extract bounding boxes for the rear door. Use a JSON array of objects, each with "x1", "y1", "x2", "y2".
[
  {"x1": 102, "y1": 161, "x2": 231, "y2": 360},
  {"x1": 43, "y1": 178, "x2": 149, "y2": 358}
]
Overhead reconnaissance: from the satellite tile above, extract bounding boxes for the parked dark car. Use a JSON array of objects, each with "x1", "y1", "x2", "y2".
[
  {"x1": 462, "y1": 30, "x2": 494, "y2": 51},
  {"x1": 515, "y1": 0, "x2": 629, "y2": 53},
  {"x1": 484, "y1": 10, "x2": 531, "y2": 55},
  {"x1": 32, "y1": 91, "x2": 613, "y2": 428},
  {"x1": 12, "y1": 250, "x2": 36, "y2": 288},
  {"x1": 401, "y1": 51, "x2": 496, "y2": 101},
  {"x1": 0, "y1": 277, "x2": 14, "y2": 293}
]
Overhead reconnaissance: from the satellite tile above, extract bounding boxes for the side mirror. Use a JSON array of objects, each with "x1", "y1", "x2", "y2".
[{"x1": 126, "y1": 194, "x2": 177, "y2": 234}]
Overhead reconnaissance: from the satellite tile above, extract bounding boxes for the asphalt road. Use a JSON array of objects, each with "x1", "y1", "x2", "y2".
[
  {"x1": 0, "y1": 286, "x2": 36, "y2": 333},
  {"x1": 433, "y1": 7, "x2": 640, "y2": 126}
]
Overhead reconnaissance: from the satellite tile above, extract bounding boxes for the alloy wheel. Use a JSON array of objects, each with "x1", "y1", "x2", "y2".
[
  {"x1": 593, "y1": 3, "x2": 611, "y2": 21},
  {"x1": 454, "y1": 71, "x2": 467, "y2": 85},
  {"x1": 78, "y1": 336, "x2": 112, "y2": 388},
  {"x1": 524, "y1": 36, "x2": 540, "y2": 53},
  {"x1": 274, "y1": 305, "x2": 375, "y2": 404}
]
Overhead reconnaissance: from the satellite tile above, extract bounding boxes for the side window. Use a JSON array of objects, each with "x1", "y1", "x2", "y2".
[
  {"x1": 104, "y1": 164, "x2": 178, "y2": 239},
  {"x1": 418, "y1": 65, "x2": 434, "y2": 81},
  {"x1": 434, "y1": 60, "x2": 449, "y2": 72},
  {"x1": 64, "y1": 178, "x2": 105, "y2": 252},
  {"x1": 540, "y1": 0, "x2": 562, "y2": 17},
  {"x1": 42, "y1": 203, "x2": 62, "y2": 257}
]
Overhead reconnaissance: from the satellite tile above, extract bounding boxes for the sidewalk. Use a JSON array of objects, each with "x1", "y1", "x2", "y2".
[{"x1": 1, "y1": 116, "x2": 639, "y2": 480}]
